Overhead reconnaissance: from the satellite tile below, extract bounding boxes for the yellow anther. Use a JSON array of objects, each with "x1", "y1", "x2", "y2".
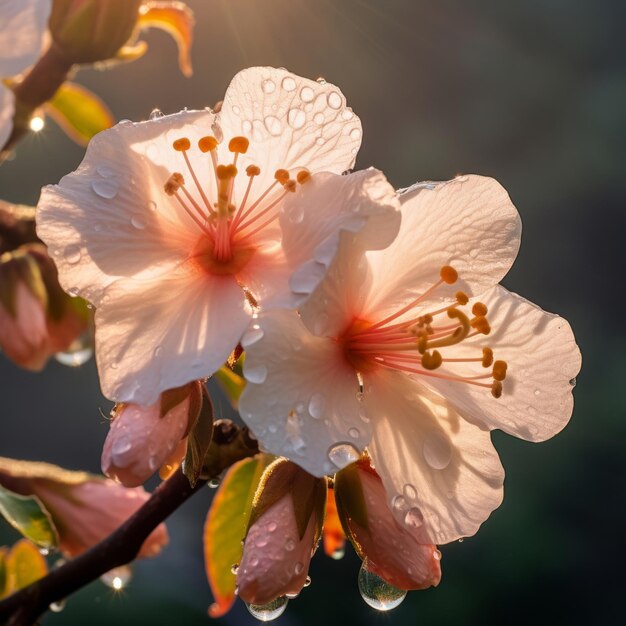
[
  {"x1": 492, "y1": 360, "x2": 508, "y2": 381},
  {"x1": 296, "y1": 169, "x2": 312, "y2": 184},
  {"x1": 229, "y1": 136, "x2": 250, "y2": 154},
  {"x1": 246, "y1": 165, "x2": 261, "y2": 177},
  {"x1": 274, "y1": 169, "x2": 290, "y2": 184},
  {"x1": 426, "y1": 307, "x2": 471, "y2": 351},
  {"x1": 482, "y1": 347, "x2": 494, "y2": 368},
  {"x1": 471, "y1": 316, "x2": 491, "y2": 335},
  {"x1": 440, "y1": 265, "x2": 458, "y2": 284},
  {"x1": 491, "y1": 380, "x2": 503, "y2": 399},
  {"x1": 421, "y1": 350, "x2": 442, "y2": 370},
  {"x1": 198, "y1": 136, "x2": 218, "y2": 152},
  {"x1": 164, "y1": 172, "x2": 184, "y2": 195},
  {"x1": 173, "y1": 137, "x2": 191, "y2": 152},
  {"x1": 472, "y1": 302, "x2": 488, "y2": 317},
  {"x1": 456, "y1": 291, "x2": 469, "y2": 305},
  {"x1": 284, "y1": 179, "x2": 297, "y2": 192}
]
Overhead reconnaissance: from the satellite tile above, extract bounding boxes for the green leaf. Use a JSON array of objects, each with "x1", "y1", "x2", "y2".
[
  {"x1": 1, "y1": 539, "x2": 48, "y2": 598},
  {"x1": 183, "y1": 387, "x2": 214, "y2": 487},
  {"x1": 45, "y1": 81, "x2": 115, "y2": 146},
  {"x1": 0, "y1": 485, "x2": 59, "y2": 551},
  {"x1": 204, "y1": 454, "x2": 274, "y2": 618},
  {"x1": 213, "y1": 365, "x2": 246, "y2": 409}
]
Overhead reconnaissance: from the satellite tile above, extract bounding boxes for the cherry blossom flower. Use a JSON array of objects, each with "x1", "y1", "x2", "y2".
[
  {"x1": 0, "y1": 0, "x2": 51, "y2": 147},
  {"x1": 239, "y1": 175, "x2": 582, "y2": 544},
  {"x1": 37, "y1": 67, "x2": 399, "y2": 404}
]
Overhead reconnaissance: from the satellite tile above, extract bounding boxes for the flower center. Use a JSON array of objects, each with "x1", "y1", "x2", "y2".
[
  {"x1": 341, "y1": 266, "x2": 507, "y2": 398},
  {"x1": 163, "y1": 135, "x2": 310, "y2": 275}
]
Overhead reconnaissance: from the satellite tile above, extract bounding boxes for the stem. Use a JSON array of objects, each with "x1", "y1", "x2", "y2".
[
  {"x1": 0, "y1": 44, "x2": 73, "y2": 161},
  {"x1": 0, "y1": 469, "x2": 201, "y2": 626}
]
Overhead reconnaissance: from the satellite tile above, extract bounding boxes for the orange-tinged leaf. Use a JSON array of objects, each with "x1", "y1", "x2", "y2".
[
  {"x1": 323, "y1": 488, "x2": 346, "y2": 559},
  {"x1": 45, "y1": 82, "x2": 115, "y2": 146},
  {"x1": 138, "y1": 1, "x2": 195, "y2": 77},
  {"x1": 204, "y1": 454, "x2": 273, "y2": 618},
  {"x1": 2, "y1": 539, "x2": 47, "y2": 598}
]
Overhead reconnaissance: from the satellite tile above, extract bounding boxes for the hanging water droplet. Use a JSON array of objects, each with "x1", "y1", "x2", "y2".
[
  {"x1": 458, "y1": 538, "x2": 464, "y2": 543},
  {"x1": 300, "y1": 86, "x2": 314, "y2": 102},
  {"x1": 316, "y1": 77, "x2": 327, "y2": 85},
  {"x1": 433, "y1": 549, "x2": 442, "y2": 561},
  {"x1": 246, "y1": 596, "x2": 288, "y2": 621},
  {"x1": 287, "y1": 108, "x2": 306, "y2": 129},
  {"x1": 100, "y1": 565, "x2": 132, "y2": 590},
  {"x1": 245, "y1": 364, "x2": 268, "y2": 384},
  {"x1": 91, "y1": 179, "x2": 118, "y2": 199},
  {"x1": 285, "y1": 591, "x2": 299, "y2": 599},
  {"x1": 49, "y1": 599, "x2": 66, "y2": 613},
  {"x1": 308, "y1": 393, "x2": 325, "y2": 419},
  {"x1": 358, "y1": 560, "x2": 406, "y2": 611},
  {"x1": 422, "y1": 433, "x2": 452, "y2": 470},
  {"x1": 348, "y1": 427, "x2": 360, "y2": 440},
  {"x1": 241, "y1": 325, "x2": 265, "y2": 347},
  {"x1": 404, "y1": 507, "x2": 424, "y2": 529},
  {"x1": 327, "y1": 91, "x2": 342, "y2": 109},
  {"x1": 342, "y1": 108, "x2": 354, "y2": 120},
  {"x1": 285, "y1": 537, "x2": 296, "y2": 551},
  {"x1": 231, "y1": 563, "x2": 239, "y2": 574},
  {"x1": 328, "y1": 442, "x2": 360, "y2": 468},
  {"x1": 267, "y1": 521, "x2": 277, "y2": 532},
  {"x1": 281, "y1": 76, "x2": 296, "y2": 92},
  {"x1": 39, "y1": 547, "x2": 50, "y2": 556},
  {"x1": 63, "y1": 244, "x2": 82, "y2": 264},
  {"x1": 569, "y1": 377, "x2": 577, "y2": 387},
  {"x1": 149, "y1": 108, "x2": 164, "y2": 120},
  {"x1": 54, "y1": 332, "x2": 94, "y2": 367},
  {"x1": 331, "y1": 547, "x2": 345, "y2": 560},
  {"x1": 208, "y1": 477, "x2": 220, "y2": 489}
]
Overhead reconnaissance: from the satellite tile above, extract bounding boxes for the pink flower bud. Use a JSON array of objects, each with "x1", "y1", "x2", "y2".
[
  {"x1": 335, "y1": 460, "x2": 442, "y2": 590},
  {"x1": 102, "y1": 383, "x2": 200, "y2": 487},
  {"x1": 236, "y1": 460, "x2": 326, "y2": 605}
]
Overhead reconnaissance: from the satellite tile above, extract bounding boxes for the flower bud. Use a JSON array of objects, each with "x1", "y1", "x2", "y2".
[
  {"x1": 102, "y1": 381, "x2": 202, "y2": 487},
  {"x1": 0, "y1": 457, "x2": 168, "y2": 558},
  {"x1": 335, "y1": 459, "x2": 441, "y2": 590},
  {"x1": 0, "y1": 244, "x2": 89, "y2": 370},
  {"x1": 49, "y1": 0, "x2": 143, "y2": 64},
  {"x1": 236, "y1": 459, "x2": 326, "y2": 605}
]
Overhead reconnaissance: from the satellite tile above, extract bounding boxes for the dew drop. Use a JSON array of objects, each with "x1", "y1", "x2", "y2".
[
  {"x1": 281, "y1": 76, "x2": 296, "y2": 92},
  {"x1": 149, "y1": 108, "x2": 164, "y2": 120},
  {"x1": 315, "y1": 137, "x2": 325, "y2": 146},
  {"x1": 256, "y1": 536, "x2": 269, "y2": 548},
  {"x1": 288, "y1": 107, "x2": 306, "y2": 130},
  {"x1": 342, "y1": 108, "x2": 354, "y2": 120},
  {"x1": 111, "y1": 436, "x2": 132, "y2": 458},
  {"x1": 101, "y1": 565, "x2": 132, "y2": 590},
  {"x1": 232, "y1": 105, "x2": 241, "y2": 115},
  {"x1": 131, "y1": 215, "x2": 146, "y2": 230},
  {"x1": 267, "y1": 521, "x2": 277, "y2": 532},
  {"x1": 262, "y1": 79, "x2": 276, "y2": 93},
  {"x1": 534, "y1": 389, "x2": 541, "y2": 396},
  {"x1": 241, "y1": 325, "x2": 265, "y2": 348},
  {"x1": 242, "y1": 120, "x2": 252, "y2": 134},
  {"x1": 348, "y1": 427, "x2": 360, "y2": 439},
  {"x1": 303, "y1": 576, "x2": 311, "y2": 587},
  {"x1": 422, "y1": 433, "x2": 452, "y2": 470},
  {"x1": 569, "y1": 377, "x2": 577, "y2": 387},
  {"x1": 308, "y1": 393, "x2": 325, "y2": 419},
  {"x1": 91, "y1": 179, "x2": 118, "y2": 199},
  {"x1": 39, "y1": 547, "x2": 50, "y2": 556},
  {"x1": 404, "y1": 507, "x2": 424, "y2": 529},
  {"x1": 328, "y1": 442, "x2": 360, "y2": 468},
  {"x1": 327, "y1": 91, "x2": 342, "y2": 109},
  {"x1": 403, "y1": 484, "x2": 417, "y2": 500},
  {"x1": 313, "y1": 112, "x2": 324, "y2": 125},
  {"x1": 49, "y1": 599, "x2": 66, "y2": 613},
  {"x1": 358, "y1": 560, "x2": 406, "y2": 611},
  {"x1": 391, "y1": 495, "x2": 406, "y2": 510},
  {"x1": 246, "y1": 596, "x2": 288, "y2": 621},
  {"x1": 433, "y1": 549, "x2": 442, "y2": 561},
  {"x1": 331, "y1": 547, "x2": 345, "y2": 560},
  {"x1": 316, "y1": 77, "x2": 327, "y2": 85},
  {"x1": 245, "y1": 364, "x2": 268, "y2": 384},
  {"x1": 96, "y1": 164, "x2": 117, "y2": 178},
  {"x1": 54, "y1": 333, "x2": 93, "y2": 367},
  {"x1": 294, "y1": 562, "x2": 304, "y2": 575},
  {"x1": 63, "y1": 244, "x2": 82, "y2": 264},
  {"x1": 147, "y1": 200, "x2": 157, "y2": 212},
  {"x1": 67, "y1": 287, "x2": 79, "y2": 297},
  {"x1": 300, "y1": 86, "x2": 314, "y2": 102},
  {"x1": 350, "y1": 127, "x2": 362, "y2": 140},
  {"x1": 264, "y1": 115, "x2": 282, "y2": 136},
  {"x1": 207, "y1": 477, "x2": 220, "y2": 489},
  {"x1": 285, "y1": 538, "x2": 296, "y2": 551},
  {"x1": 231, "y1": 563, "x2": 239, "y2": 574}
]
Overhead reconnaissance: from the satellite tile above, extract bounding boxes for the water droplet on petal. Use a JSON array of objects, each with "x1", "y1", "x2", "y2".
[
  {"x1": 231, "y1": 563, "x2": 239, "y2": 574},
  {"x1": 288, "y1": 204, "x2": 304, "y2": 224},
  {"x1": 288, "y1": 108, "x2": 306, "y2": 129},
  {"x1": 294, "y1": 562, "x2": 304, "y2": 575},
  {"x1": 241, "y1": 325, "x2": 265, "y2": 347},
  {"x1": 246, "y1": 596, "x2": 288, "y2": 621},
  {"x1": 232, "y1": 104, "x2": 241, "y2": 115},
  {"x1": 267, "y1": 521, "x2": 277, "y2": 532},
  {"x1": 313, "y1": 112, "x2": 324, "y2": 125},
  {"x1": 264, "y1": 115, "x2": 282, "y2": 136},
  {"x1": 148, "y1": 200, "x2": 157, "y2": 212},
  {"x1": 149, "y1": 108, "x2": 164, "y2": 120},
  {"x1": 350, "y1": 127, "x2": 362, "y2": 140},
  {"x1": 256, "y1": 535, "x2": 269, "y2": 548},
  {"x1": 316, "y1": 77, "x2": 327, "y2": 85},
  {"x1": 358, "y1": 560, "x2": 406, "y2": 611},
  {"x1": 111, "y1": 436, "x2": 132, "y2": 460},
  {"x1": 281, "y1": 76, "x2": 296, "y2": 92},
  {"x1": 63, "y1": 245, "x2": 82, "y2": 264},
  {"x1": 96, "y1": 164, "x2": 117, "y2": 178},
  {"x1": 404, "y1": 507, "x2": 424, "y2": 529},
  {"x1": 348, "y1": 427, "x2": 360, "y2": 439},
  {"x1": 262, "y1": 79, "x2": 276, "y2": 94},
  {"x1": 534, "y1": 389, "x2": 541, "y2": 396},
  {"x1": 246, "y1": 364, "x2": 268, "y2": 384},
  {"x1": 54, "y1": 333, "x2": 93, "y2": 367},
  {"x1": 422, "y1": 433, "x2": 452, "y2": 470},
  {"x1": 308, "y1": 393, "x2": 325, "y2": 419},
  {"x1": 91, "y1": 179, "x2": 118, "y2": 199},
  {"x1": 392, "y1": 495, "x2": 406, "y2": 510},
  {"x1": 403, "y1": 484, "x2": 417, "y2": 500},
  {"x1": 569, "y1": 377, "x2": 577, "y2": 387},
  {"x1": 101, "y1": 565, "x2": 132, "y2": 590},
  {"x1": 331, "y1": 547, "x2": 345, "y2": 560},
  {"x1": 342, "y1": 108, "x2": 354, "y2": 120},
  {"x1": 315, "y1": 137, "x2": 325, "y2": 146},
  {"x1": 433, "y1": 549, "x2": 442, "y2": 561},
  {"x1": 131, "y1": 215, "x2": 146, "y2": 230},
  {"x1": 208, "y1": 477, "x2": 220, "y2": 489},
  {"x1": 49, "y1": 599, "x2": 66, "y2": 613},
  {"x1": 285, "y1": 538, "x2": 296, "y2": 551},
  {"x1": 300, "y1": 86, "x2": 314, "y2": 102},
  {"x1": 327, "y1": 91, "x2": 342, "y2": 109},
  {"x1": 39, "y1": 547, "x2": 50, "y2": 556},
  {"x1": 328, "y1": 442, "x2": 360, "y2": 468}
]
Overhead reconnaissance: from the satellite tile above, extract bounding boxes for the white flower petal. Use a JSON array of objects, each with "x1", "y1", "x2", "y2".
[
  {"x1": 423, "y1": 285, "x2": 581, "y2": 442},
  {"x1": 366, "y1": 176, "x2": 522, "y2": 317},
  {"x1": 95, "y1": 267, "x2": 249, "y2": 404},
  {"x1": 367, "y1": 369, "x2": 504, "y2": 544},
  {"x1": 239, "y1": 309, "x2": 369, "y2": 477},
  {"x1": 0, "y1": 0, "x2": 51, "y2": 77},
  {"x1": 0, "y1": 83, "x2": 14, "y2": 149},
  {"x1": 37, "y1": 111, "x2": 215, "y2": 304},
  {"x1": 218, "y1": 66, "x2": 362, "y2": 190},
  {"x1": 280, "y1": 169, "x2": 400, "y2": 314}
]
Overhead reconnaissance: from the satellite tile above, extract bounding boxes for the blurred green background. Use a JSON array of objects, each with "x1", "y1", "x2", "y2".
[{"x1": 1, "y1": 0, "x2": 624, "y2": 624}]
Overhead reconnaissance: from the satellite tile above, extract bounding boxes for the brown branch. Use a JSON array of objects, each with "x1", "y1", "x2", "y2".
[{"x1": 0, "y1": 420, "x2": 259, "y2": 626}]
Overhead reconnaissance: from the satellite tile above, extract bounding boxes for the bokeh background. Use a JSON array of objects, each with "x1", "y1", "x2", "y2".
[{"x1": 1, "y1": 0, "x2": 624, "y2": 624}]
